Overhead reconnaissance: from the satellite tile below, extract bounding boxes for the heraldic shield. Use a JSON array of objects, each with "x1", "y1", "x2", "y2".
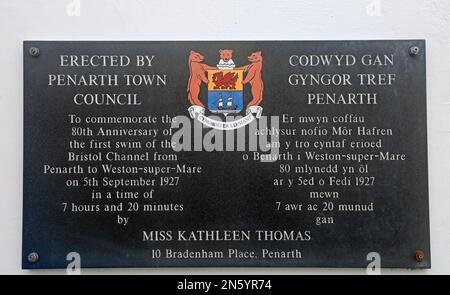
[{"x1": 207, "y1": 69, "x2": 244, "y2": 114}]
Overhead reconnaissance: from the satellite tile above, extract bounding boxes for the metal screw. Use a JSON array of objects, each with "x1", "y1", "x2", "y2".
[
  {"x1": 29, "y1": 47, "x2": 40, "y2": 57},
  {"x1": 409, "y1": 46, "x2": 420, "y2": 56},
  {"x1": 27, "y1": 252, "x2": 39, "y2": 263},
  {"x1": 415, "y1": 250, "x2": 425, "y2": 262}
]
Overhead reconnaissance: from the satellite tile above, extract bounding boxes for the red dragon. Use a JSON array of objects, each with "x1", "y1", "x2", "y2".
[{"x1": 212, "y1": 72, "x2": 238, "y2": 90}]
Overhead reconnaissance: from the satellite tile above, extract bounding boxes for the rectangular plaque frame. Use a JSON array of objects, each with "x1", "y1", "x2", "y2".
[{"x1": 23, "y1": 40, "x2": 430, "y2": 269}]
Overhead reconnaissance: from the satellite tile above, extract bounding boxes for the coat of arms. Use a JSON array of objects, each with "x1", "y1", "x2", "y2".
[{"x1": 187, "y1": 49, "x2": 263, "y2": 130}]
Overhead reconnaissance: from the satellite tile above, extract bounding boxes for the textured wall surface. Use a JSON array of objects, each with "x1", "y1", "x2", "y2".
[{"x1": 0, "y1": 0, "x2": 449, "y2": 274}]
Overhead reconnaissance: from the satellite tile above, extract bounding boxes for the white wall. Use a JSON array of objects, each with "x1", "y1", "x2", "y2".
[{"x1": 0, "y1": 0, "x2": 449, "y2": 274}]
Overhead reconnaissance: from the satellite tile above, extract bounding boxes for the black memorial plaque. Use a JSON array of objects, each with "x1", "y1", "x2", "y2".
[{"x1": 23, "y1": 41, "x2": 430, "y2": 268}]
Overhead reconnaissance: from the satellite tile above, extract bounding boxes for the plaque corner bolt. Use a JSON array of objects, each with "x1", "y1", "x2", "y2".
[
  {"x1": 408, "y1": 46, "x2": 420, "y2": 56},
  {"x1": 29, "y1": 47, "x2": 40, "y2": 57},
  {"x1": 414, "y1": 250, "x2": 425, "y2": 262},
  {"x1": 27, "y1": 252, "x2": 39, "y2": 263}
]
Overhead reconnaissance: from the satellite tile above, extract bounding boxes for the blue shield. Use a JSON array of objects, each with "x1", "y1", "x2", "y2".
[{"x1": 208, "y1": 91, "x2": 243, "y2": 114}]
